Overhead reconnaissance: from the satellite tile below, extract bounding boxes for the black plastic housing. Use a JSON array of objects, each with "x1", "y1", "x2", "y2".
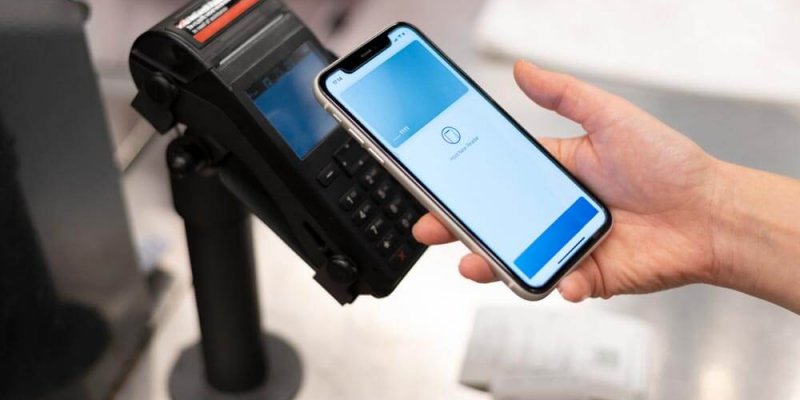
[{"x1": 130, "y1": 0, "x2": 426, "y2": 304}]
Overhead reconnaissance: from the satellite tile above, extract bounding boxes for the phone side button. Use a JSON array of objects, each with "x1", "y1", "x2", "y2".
[
  {"x1": 366, "y1": 148, "x2": 385, "y2": 165},
  {"x1": 347, "y1": 128, "x2": 365, "y2": 146}
]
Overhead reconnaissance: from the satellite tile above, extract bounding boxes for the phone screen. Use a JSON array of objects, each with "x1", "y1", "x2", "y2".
[{"x1": 322, "y1": 25, "x2": 610, "y2": 289}]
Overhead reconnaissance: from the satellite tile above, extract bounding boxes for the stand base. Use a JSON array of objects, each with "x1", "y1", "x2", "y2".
[{"x1": 168, "y1": 334, "x2": 302, "y2": 400}]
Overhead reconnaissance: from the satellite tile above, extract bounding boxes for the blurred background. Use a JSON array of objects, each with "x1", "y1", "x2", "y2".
[{"x1": 1, "y1": 0, "x2": 799, "y2": 399}]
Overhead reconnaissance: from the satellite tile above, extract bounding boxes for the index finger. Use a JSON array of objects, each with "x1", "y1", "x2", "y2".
[{"x1": 412, "y1": 213, "x2": 457, "y2": 245}]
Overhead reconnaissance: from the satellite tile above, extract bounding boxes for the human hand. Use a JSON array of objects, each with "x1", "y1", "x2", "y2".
[{"x1": 413, "y1": 61, "x2": 724, "y2": 302}]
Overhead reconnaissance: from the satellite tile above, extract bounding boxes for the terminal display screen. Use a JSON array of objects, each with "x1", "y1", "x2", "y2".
[{"x1": 248, "y1": 43, "x2": 336, "y2": 158}]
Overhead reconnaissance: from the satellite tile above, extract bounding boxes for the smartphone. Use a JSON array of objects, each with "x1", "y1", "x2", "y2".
[{"x1": 314, "y1": 23, "x2": 612, "y2": 300}]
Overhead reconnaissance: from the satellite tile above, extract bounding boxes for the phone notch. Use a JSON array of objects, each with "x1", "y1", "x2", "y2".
[{"x1": 339, "y1": 33, "x2": 391, "y2": 73}]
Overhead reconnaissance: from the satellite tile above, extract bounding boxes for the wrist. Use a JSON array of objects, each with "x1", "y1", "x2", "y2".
[
  {"x1": 706, "y1": 160, "x2": 800, "y2": 312},
  {"x1": 706, "y1": 160, "x2": 745, "y2": 288}
]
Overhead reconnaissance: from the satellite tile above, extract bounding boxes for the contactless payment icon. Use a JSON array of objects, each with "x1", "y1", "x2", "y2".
[{"x1": 442, "y1": 126, "x2": 461, "y2": 144}]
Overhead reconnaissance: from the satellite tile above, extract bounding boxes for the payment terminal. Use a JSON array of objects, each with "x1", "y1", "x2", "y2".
[{"x1": 129, "y1": 0, "x2": 426, "y2": 304}]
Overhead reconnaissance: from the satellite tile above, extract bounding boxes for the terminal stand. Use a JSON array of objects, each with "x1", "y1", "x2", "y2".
[{"x1": 165, "y1": 135, "x2": 302, "y2": 399}]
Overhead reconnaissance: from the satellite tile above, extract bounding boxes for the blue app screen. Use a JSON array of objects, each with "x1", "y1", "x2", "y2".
[{"x1": 325, "y1": 27, "x2": 608, "y2": 287}]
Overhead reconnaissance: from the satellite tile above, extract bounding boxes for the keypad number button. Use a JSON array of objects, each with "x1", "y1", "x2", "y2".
[
  {"x1": 352, "y1": 202, "x2": 375, "y2": 227},
  {"x1": 398, "y1": 209, "x2": 419, "y2": 232},
  {"x1": 359, "y1": 166, "x2": 381, "y2": 189},
  {"x1": 372, "y1": 181, "x2": 392, "y2": 204},
  {"x1": 339, "y1": 187, "x2": 362, "y2": 212},
  {"x1": 365, "y1": 216, "x2": 388, "y2": 241},
  {"x1": 385, "y1": 196, "x2": 405, "y2": 219}
]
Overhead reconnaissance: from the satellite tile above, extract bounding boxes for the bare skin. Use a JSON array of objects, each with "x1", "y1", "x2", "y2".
[{"x1": 412, "y1": 61, "x2": 800, "y2": 313}]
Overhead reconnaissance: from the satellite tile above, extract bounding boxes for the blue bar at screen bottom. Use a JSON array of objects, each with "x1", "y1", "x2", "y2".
[{"x1": 514, "y1": 197, "x2": 599, "y2": 278}]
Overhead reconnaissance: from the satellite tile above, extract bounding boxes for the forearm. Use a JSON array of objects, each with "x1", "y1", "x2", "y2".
[{"x1": 710, "y1": 161, "x2": 800, "y2": 313}]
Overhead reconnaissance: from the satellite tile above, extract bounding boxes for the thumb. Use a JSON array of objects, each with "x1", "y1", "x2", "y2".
[
  {"x1": 534, "y1": 136, "x2": 582, "y2": 175},
  {"x1": 513, "y1": 61, "x2": 636, "y2": 132}
]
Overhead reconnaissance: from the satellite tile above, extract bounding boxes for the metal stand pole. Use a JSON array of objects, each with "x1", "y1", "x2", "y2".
[{"x1": 166, "y1": 137, "x2": 301, "y2": 399}]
